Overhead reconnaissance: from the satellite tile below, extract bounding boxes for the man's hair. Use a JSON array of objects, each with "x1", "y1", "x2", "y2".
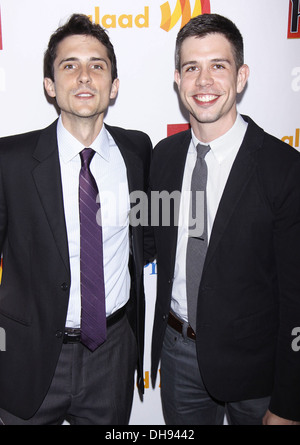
[
  {"x1": 44, "y1": 13, "x2": 118, "y2": 81},
  {"x1": 175, "y1": 14, "x2": 244, "y2": 72}
]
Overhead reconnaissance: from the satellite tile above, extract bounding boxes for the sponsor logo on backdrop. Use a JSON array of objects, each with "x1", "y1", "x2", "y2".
[
  {"x1": 89, "y1": 6, "x2": 149, "y2": 28},
  {"x1": 144, "y1": 261, "x2": 157, "y2": 275},
  {"x1": 143, "y1": 370, "x2": 161, "y2": 389},
  {"x1": 160, "y1": 0, "x2": 210, "y2": 32},
  {"x1": 0, "y1": 7, "x2": 3, "y2": 50},
  {"x1": 288, "y1": 0, "x2": 300, "y2": 38},
  {"x1": 167, "y1": 123, "x2": 190, "y2": 136},
  {"x1": 282, "y1": 128, "x2": 300, "y2": 148},
  {"x1": 291, "y1": 66, "x2": 300, "y2": 91},
  {"x1": 88, "y1": 0, "x2": 210, "y2": 30}
]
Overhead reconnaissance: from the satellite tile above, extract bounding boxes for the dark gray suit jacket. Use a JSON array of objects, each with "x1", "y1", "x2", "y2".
[
  {"x1": 0, "y1": 120, "x2": 152, "y2": 419},
  {"x1": 150, "y1": 115, "x2": 300, "y2": 421}
]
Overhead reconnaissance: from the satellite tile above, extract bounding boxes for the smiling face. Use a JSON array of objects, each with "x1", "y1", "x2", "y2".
[
  {"x1": 44, "y1": 34, "x2": 119, "y2": 132},
  {"x1": 175, "y1": 33, "x2": 249, "y2": 141}
]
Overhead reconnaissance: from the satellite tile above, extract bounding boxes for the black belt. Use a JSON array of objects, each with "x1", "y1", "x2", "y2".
[
  {"x1": 63, "y1": 305, "x2": 126, "y2": 344},
  {"x1": 168, "y1": 311, "x2": 196, "y2": 340}
]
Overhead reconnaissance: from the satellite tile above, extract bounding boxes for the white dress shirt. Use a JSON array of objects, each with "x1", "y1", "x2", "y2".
[
  {"x1": 57, "y1": 117, "x2": 130, "y2": 328},
  {"x1": 171, "y1": 114, "x2": 248, "y2": 322}
]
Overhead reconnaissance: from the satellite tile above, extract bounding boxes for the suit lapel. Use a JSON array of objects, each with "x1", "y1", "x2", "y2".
[
  {"x1": 204, "y1": 117, "x2": 263, "y2": 272},
  {"x1": 105, "y1": 125, "x2": 146, "y2": 275},
  {"x1": 163, "y1": 131, "x2": 192, "y2": 195},
  {"x1": 32, "y1": 121, "x2": 70, "y2": 274},
  {"x1": 156, "y1": 130, "x2": 192, "y2": 269},
  {"x1": 105, "y1": 125, "x2": 144, "y2": 195}
]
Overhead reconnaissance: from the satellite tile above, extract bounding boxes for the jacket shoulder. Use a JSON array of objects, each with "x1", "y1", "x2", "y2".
[
  {"x1": 243, "y1": 115, "x2": 299, "y2": 163},
  {"x1": 155, "y1": 129, "x2": 191, "y2": 150},
  {"x1": 152, "y1": 129, "x2": 191, "y2": 165},
  {"x1": 0, "y1": 121, "x2": 57, "y2": 157},
  {"x1": 262, "y1": 131, "x2": 300, "y2": 162},
  {"x1": 105, "y1": 124, "x2": 152, "y2": 147},
  {"x1": 0, "y1": 129, "x2": 42, "y2": 152},
  {"x1": 242, "y1": 116, "x2": 300, "y2": 199}
]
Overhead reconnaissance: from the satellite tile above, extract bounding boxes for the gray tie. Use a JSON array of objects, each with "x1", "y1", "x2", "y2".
[{"x1": 186, "y1": 143, "x2": 211, "y2": 332}]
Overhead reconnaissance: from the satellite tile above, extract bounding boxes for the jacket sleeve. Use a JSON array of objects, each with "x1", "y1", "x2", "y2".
[
  {"x1": 0, "y1": 146, "x2": 8, "y2": 255},
  {"x1": 269, "y1": 155, "x2": 300, "y2": 421}
]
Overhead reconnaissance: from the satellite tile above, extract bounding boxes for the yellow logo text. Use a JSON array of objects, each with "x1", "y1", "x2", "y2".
[
  {"x1": 282, "y1": 129, "x2": 300, "y2": 148},
  {"x1": 89, "y1": 6, "x2": 149, "y2": 29}
]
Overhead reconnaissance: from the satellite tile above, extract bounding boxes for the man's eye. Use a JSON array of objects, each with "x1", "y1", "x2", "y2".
[
  {"x1": 213, "y1": 64, "x2": 225, "y2": 70},
  {"x1": 186, "y1": 66, "x2": 198, "y2": 72},
  {"x1": 64, "y1": 64, "x2": 76, "y2": 70}
]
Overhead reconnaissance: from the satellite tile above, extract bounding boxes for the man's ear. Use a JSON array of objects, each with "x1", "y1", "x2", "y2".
[
  {"x1": 44, "y1": 78, "x2": 56, "y2": 98},
  {"x1": 174, "y1": 69, "x2": 181, "y2": 89},
  {"x1": 110, "y1": 78, "x2": 120, "y2": 100},
  {"x1": 237, "y1": 64, "x2": 250, "y2": 94}
]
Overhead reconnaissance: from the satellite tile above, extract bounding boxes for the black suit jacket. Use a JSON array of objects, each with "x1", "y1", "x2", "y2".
[
  {"x1": 150, "y1": 116, "x2": 300, "y2": 421},
  {"x1": 0, "y1": 120, "x2": 152, "y2": 419}
]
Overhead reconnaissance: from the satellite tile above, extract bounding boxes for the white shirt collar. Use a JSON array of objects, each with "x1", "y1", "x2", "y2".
[
  {"x1": 191, "y1": 114, "x2": 248, "y2": 164},
  {"x1": 57, "y1": 116, "x2": 110, "y2": 163}
]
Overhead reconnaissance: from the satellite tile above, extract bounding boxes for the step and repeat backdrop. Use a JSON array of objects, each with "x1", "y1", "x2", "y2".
[{"x1": 0, "y1": 0, "x2": 299, "y2": 425}]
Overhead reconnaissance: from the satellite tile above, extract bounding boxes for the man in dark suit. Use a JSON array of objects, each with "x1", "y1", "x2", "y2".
[
  {"x1": 150, "y1": 14, "x2": 300, "y2": 425},
  {"x1": 0, "y1": 14, "x2": 152, "y2": 425}
]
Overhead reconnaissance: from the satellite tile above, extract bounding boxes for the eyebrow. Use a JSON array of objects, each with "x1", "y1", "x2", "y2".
[
  {"x1": 211, "y1": 58, "x2": 232, "y2": 65},
  {"x1": 181, "y1": 58, "x2": 232, "y2": 69},
  {"x1": 58, "y1": 57, "x2": 109, "y2": 67}
]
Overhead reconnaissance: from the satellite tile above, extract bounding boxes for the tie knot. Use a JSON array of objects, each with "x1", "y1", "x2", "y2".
[
  {"x1": 80, "y1": 148, "x2": 95, "y2": 168},
  {"x1": 196, "y1": 143, "x2": 210, "y2": 160}
]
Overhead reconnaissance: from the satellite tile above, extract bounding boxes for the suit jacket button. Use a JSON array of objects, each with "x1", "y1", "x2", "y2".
[
  {"x1": 61, "y1": 282, "x2": 69, "y2": 291},
  {"x1": 56, "y1": 330, "x2": 63, "y2": 338}
]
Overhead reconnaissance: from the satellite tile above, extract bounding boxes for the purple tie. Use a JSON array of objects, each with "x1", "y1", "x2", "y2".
[{"x1": 79, "y1": 148, "x2": 106, "y2": 351}]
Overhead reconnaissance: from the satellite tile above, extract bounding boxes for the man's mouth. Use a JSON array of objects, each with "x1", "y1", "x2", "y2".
[
  {"x1": 193, "y1": 94, "x2": 219, "y2": 104},
  {"x1": 75, "y1": 91, "x2": 95, "y2": 99},
  {"x1": 77, "y1": 93, "x2": 93, "y2": 97}
]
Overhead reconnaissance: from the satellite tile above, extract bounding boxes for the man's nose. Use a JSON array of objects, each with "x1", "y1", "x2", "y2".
[
  {"x1": 195, "y1": 68, "x2": 214, "y2": 87},
  {"x1": 78, "y1": 66, "x2": 91, "y2": 83}
]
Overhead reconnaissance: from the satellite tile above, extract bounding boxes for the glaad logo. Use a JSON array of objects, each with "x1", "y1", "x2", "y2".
[
  {"x1": 0, "y1": 327, "x2": 6, "y2": 352},
  {"x1": 89, "y1": 6, "x2": 149, "y2": 29},
  {"x1": 160, "y1": 0, "x2": 210, "y2": 32},
  {"x1": 288, "y1": 0, "x2": 300, "y2": 38},
  {"x1": 281, "y1": 129, "x2": 300, "y2": 149}
]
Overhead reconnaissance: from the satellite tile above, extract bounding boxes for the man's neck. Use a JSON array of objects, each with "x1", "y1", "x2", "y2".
[
  {"x1": 190, "y1": 111, "x2": 238, "y2": 144},
  {"x1": 60, "y1": 113, "x2": 104, "y2": 147}
]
